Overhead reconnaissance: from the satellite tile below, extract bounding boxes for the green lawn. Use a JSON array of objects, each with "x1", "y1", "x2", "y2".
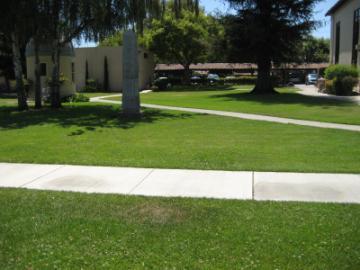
[
  {"x1": 0, "y1": 101, "x2": 359, "y2": 173},
  {"x1": 104, "y1": 85, "x2": 360, "y2": 125},
  {"x1": 1, "y1": 188, "x2": 359, "y2": 269}
]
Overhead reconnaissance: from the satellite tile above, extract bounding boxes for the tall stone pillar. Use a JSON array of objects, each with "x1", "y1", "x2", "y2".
[{"x1": 122, "y1": 30, "x2": 140, "y2": 116}]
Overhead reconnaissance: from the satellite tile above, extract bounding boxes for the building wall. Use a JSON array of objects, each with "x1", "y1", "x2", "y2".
[
  {"x1": 26, "y1": 55, "x2": 76, "y2": 97},
  {"x1": 330, "y1": 0, "x2": 360, "y2": 66},
  {"x1": 74, "y1": 46, "x2": 154, "y2": 92}
]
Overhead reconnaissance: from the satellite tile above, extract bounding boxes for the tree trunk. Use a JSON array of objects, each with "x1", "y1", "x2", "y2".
[
  {"x1": 122, "y1": 31, "x2": 140, "y2": 117},
  {"x1": 183, "y1": 64, "x2": 191, "y2": 85},
  {"x1": 252, "y1": 59, "x2": 277, "y2": 94},
  {"x1": 34, "y1": 38, "x2": 42, "y2": 109},
  {"x1": 11, "y1": 32, "x2": 28, "y2": 111},
  {"x1": 50, "y1": 42, "x2": 61, "y2": 108}
]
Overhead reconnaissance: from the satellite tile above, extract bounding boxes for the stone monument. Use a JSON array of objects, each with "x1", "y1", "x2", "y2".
[{"x1": 122, "y1": 30, "x2": 140, "y2": 116}]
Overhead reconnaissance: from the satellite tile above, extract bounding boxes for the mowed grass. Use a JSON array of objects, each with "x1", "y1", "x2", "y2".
[
  {"x1": 105, "y1": 85, "x2": 360, "y2": 125},
  {"x1": 0, "y1": 188, "x2": 359, "y2": 269},
  {"x1": 0, "y1": 101, "x2": 359, "y2": 173}
]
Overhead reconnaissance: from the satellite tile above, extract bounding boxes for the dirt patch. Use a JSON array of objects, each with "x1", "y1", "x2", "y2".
[{"x1": 125, "y1": 202, "x2": 188, "y2": 225}]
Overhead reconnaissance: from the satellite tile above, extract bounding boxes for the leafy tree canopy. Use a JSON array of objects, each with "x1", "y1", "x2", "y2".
[
  {"x1": 224, "y1": 0, "x2": 321, "y2": 94},
  {"x1": 301, "y1": 36, "x2": 330, "y2": 63},
  {"x1": 142, "y1": 10, "x2": 224, "y2": 82}
]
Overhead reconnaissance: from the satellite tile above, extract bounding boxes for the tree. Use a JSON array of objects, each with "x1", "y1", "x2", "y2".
[
  {"x1": 205, "y1": 14, "x2": 227, "y2": 63},
  {"x1": 103, "y1": 56, "x2": 109, "y2": 91},
  {"x1": 99, "y1": 32, "x2": 123, "y2": 47},
  {"x1": 28, "y1": 0, "x2": 50, "y2": 109},
  {"x1": 301, "y1": 36, "x2": 330, "y2": 63},
  {"x1": 0, "y1": 0, "x2": 31, "y2": 110},
  {"x1": 225, "y1": 0, "x2": 320, "y2": 94},
  {"x1": 0, "y1": 33, "x2": 14, "y2": 92},
  {"x1": 85, "y1": 60, "x2": 89, "y2": 85},
  {"x1": 143, "y1": 10, "x2": 209, "y2": 84}
]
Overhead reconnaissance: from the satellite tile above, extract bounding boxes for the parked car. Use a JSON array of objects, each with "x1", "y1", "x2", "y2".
[
  {"x1": 191, "y1": 76, "x2": 202, "y2": 84},
  {"x1": 305, "y1": 73, "x2": 318, "y2": 85},
  {"x1": 207, "y1": 73, "x2": 220, "y2": 83},
  {"x1": 154, "y1": 77, "x2": 171, "y2": 91},
  {"x1": 288, "y1": 72, "x2": 302, "y2": 85}
]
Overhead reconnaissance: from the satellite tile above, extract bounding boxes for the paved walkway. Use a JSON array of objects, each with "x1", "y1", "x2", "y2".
[
  {"x1": 1, "y1": 163, "x2": 359, "y2": 204},
  {"x1": 91, "y1": 95, "x2": 360, "y2": 132},
  {"x1": 296, "y1": 84, "x2": 360, "y2": 105}
]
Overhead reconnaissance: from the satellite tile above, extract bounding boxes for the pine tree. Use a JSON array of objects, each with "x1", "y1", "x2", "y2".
[
  {"x1": 103, "y1": 56, "x2": 109, "y2": 92},
  {"x1": 85, "y1": 60, "x2": 89, "y2": 86},
  {"x1": 225, "y1": 0, "x2": 320, "y2": 94}
]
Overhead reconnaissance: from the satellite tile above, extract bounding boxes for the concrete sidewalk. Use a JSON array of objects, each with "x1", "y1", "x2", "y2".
[
  {"x1": 1, "y1": 163, "x2": 359, "y2": 204},
  {"x1": 91, "y1": 96, "x2": 360, "y2": 132}
]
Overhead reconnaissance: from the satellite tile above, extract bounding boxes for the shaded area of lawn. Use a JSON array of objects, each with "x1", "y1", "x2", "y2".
[
  {"x1": 0, "y1": 102, "x2": 359, "y2": 173},
  {"x1": 113, "y1": 86, "x2": 360, "y2": 125},
  {"x1": 0, "y1": 188, "x2": 359, "y2": 269},
  {"x1": 0, "y1": 103, "x2": 192, "y2": 131}
]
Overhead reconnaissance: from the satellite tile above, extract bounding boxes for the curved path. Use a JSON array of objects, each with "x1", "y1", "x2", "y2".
[
  {"x1": 91, "y1": 95, "x2": 360, "y2": 132},
  {"x1": 296, "y1": 84, "x2": 360, "y2": 105}
]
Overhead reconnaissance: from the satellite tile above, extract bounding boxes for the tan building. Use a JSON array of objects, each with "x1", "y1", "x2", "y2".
[
  {"x1": 75, "y1": 46, "x2": 154, "y2": 92},
  {"x1": 25, "y1": 40, "x2": 76, "y2": 98},
  {"x1": 26, "y1": 42, "x2": 154, "y2": 97},
  {"x1": 327, "y1": 0, "x2": 360, "y2": 67}
]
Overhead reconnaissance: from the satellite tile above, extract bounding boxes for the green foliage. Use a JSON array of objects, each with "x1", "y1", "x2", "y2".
[
  {"x1": 64, "y1": 93, "x2": 90, "y2": 103},
  {"x1": 324, "y1": 65, "x2": 359, "y2": 95},
  {"x1": 301, "y1": 36, "x2": 330, "y2": 63},
  {"x1": 324, "y1": 65, "x2": 359, "y2": 80},
  {"x1": 224, "y1": 0, "x2": 319, "y2": 93},
  {"x1": 224, "y1": 0, "x2": 320, "y2": 64},
  {"x1": 143, "y1": 10, "x2": 209, "y2": 66},
  {"x1": 224, "y1": 76, "x2": 257, "y2": 85},
  {"x1": 81, "y1": 79, "x2": 103, "y2": 92},
  {"x1": 99, "y1": 32, "x2": 123, "y2": 47}
]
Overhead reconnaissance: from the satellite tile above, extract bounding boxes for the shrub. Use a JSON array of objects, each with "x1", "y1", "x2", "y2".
[
  {"x1": 325, "y1": 79, "x2": 334, "y2": 93},
  {"x1": 324, "y1": 65, "x2": 359, "y2": 95},
  {"x1": 324, "y1": 65, "x2": 358, "y2": 80},
  {"x1": 80, "y1": 79, "x2": 102, "y2": 92},
  {"x1": 341, "y1": 76, "x2": 358, "y2": 94},
  {"x1": 224, "y1": 76, "x2": 257, "y2": 85},
  {"x1": 63, "y1": 93, "x2": 89, "y2": 103}
]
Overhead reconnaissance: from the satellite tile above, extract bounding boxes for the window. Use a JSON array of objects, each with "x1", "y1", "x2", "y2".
[
  {"x1": 40, "y1": 63, "x2": 47, "y2": 76},
  {"x1": 71, "y1": 62, "x2": 75, "y2": 82},
  {"x1": 144, "y1": 53, "x2": 148, "y2": 59},
  {"x1": 335, "y1": 22, "x2": 341, "y2": 64},
  {"x1": 352, "y1": 8, "x2": 360, "y2": 65}
]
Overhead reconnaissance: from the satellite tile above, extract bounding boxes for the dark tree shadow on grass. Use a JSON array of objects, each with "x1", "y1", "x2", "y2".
[
  {"x1": 0, "y1": 103, "x2": 193, "y2": 133},
  {"x1": 211, "y1": 92, "x2": 358, "y2": 107},
  {"x1": 164, "y1": 84, "x2": 243, "y2": 92}
]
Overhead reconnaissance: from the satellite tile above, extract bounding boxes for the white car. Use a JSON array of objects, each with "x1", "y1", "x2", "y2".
[
  {"x1": 306, "y1": 73, "x2": 318, "y2": 85},
  {"x1": 207, "y1": 74, "x2": 220, "y2": 82}
]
